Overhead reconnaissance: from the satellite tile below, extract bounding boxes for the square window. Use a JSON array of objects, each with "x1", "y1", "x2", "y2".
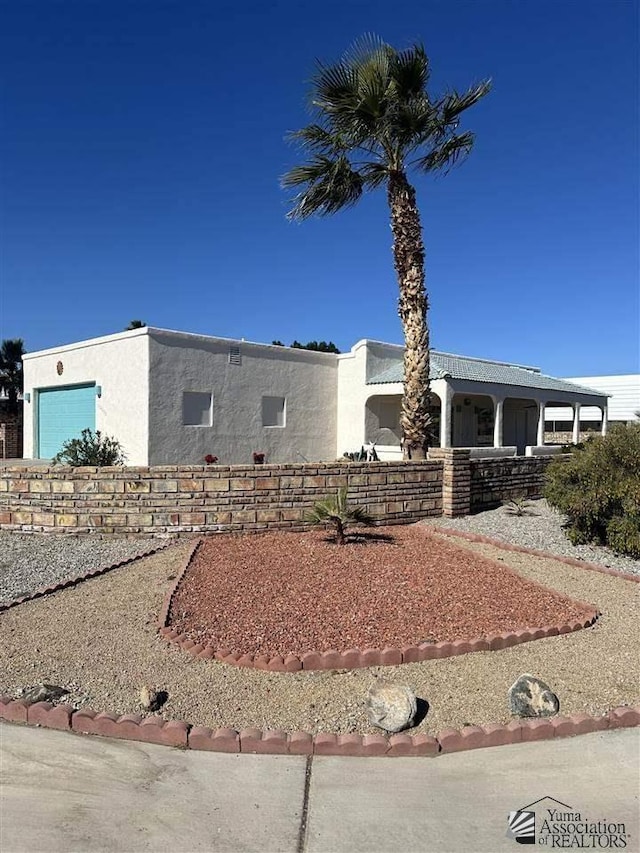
[
  {"x1": 262, "y1": 395, "x2": 286, "y2": 427},
  {"x1": 183, "y1": 391, "x2": 212, "y2": 426}
]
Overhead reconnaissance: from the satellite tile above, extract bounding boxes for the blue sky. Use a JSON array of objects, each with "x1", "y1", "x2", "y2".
[{"x1": 1, "y1": 0, "x2": 638, "y2": 376}]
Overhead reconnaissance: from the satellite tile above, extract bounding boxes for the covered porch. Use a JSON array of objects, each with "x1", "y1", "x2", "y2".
[{"x1": 362, "y1": 354, "x2": 609, "y2": 459}]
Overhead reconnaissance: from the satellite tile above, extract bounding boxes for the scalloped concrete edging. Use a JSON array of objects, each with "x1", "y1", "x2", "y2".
[
  {"x1": 433, "y1": 528, "x2": 640, "y2": 583},
  {"x1": 0, "y1": 697, "x2": 638, "y2": 756},
  {"x1": 0, "y1": 540, "x2": 172, "y2": 614},
  {"x1": 157, "y1": 536, "x2": 600, "y2": 671}
]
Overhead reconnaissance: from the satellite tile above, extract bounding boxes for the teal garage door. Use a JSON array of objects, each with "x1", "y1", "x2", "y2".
[{"x1": 38, "y1": 384, "x2": 96, "y2": 458}]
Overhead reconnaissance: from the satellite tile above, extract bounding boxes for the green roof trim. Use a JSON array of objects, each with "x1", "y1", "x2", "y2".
[{"x1": 367, "y1": 352, "x2": 608, "y2": 397}]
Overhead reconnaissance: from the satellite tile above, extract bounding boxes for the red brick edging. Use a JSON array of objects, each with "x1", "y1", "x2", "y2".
[
  {"x1": 157, "y1": 536, "x2": 600, "y2": 671},
  {"x1": 0, "y1": 540, "x2": 172, "y2": 614},
  {"x1": 1, "y1": 530, "x2": 637, "y2": 757},
  {"x1": 1, "y1": 697, "x2": 637, "y2": 756}
]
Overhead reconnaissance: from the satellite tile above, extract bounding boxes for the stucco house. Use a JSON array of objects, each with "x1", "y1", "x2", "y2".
[{"x1": 22, "y1": 327, "x2": 609, "y2": 465}]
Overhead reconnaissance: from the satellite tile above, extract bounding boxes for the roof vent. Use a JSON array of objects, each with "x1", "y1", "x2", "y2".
[{"x1": 228, "y1": 345, "x2": 242, "y2": 365}]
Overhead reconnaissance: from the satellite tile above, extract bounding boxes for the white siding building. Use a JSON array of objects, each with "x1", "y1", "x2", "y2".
[
  {"x1": 545, "y1": 375, "x2": 639, "y2": 429},
  {"x1": 22, "y1": 327, "x2": 609, "y2": 464}
]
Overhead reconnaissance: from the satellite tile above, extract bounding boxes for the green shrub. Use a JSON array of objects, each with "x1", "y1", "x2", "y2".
[
  {"x1": 544, "y1": 423, "x2": 640, "y2": 557},
  {"x1": 52, "y1": 429, "x2": 126, "y2": 466},
  {"x1": 304, "y1": 487, "x2": 374, "y2": 545},
  {"x1": 606, "y1": 515, "x2": 640, "y2": 560}
]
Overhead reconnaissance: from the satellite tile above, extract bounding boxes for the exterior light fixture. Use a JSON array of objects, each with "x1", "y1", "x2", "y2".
[{"x1": 95, "y1": 386, "x2": 102, "y2": 398}]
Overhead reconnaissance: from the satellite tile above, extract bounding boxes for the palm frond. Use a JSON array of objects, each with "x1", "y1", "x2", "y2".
[
  {"x1": 415, "y1": 130, "x2": 475, "y2": 174},
  {"x1": 282, "y1": 154, "x2": 364, "y2": 219},
  {"x1": 389, "y1": 44, "x2": 430, "y2": 100},
  {"x1": 287, "y1": 124, "x2": 341, "y2": 154},
  {"x1": 360, "y1": 161, "x2": 389, "y2": 189},
  {"x1": 304, "y1": 487, "x2": 373, "y2": 527},
  {"x1": 439, "y1": 80, "x2": 492, "y2": 126}
]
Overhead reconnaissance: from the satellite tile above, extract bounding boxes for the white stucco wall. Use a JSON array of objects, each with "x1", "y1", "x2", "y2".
[
  {"x1": 22, "y1": 330, "x2": 150, "y2": 463},
  {"x1": 336, "y1": 340, "x2": 405, "y2": 457},
  {"x1": 147, "y1": 330, "x2": 338, "y2": 465}
]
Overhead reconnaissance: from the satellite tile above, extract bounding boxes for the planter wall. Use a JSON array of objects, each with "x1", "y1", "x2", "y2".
[{"x1": 0, "y1": 451, "x2": 561, "y2": 534}]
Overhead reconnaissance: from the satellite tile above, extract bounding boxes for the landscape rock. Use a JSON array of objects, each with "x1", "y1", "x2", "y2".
[
  {"x1": 367, "y1": 682, "x2": 417, "y2": 732},
  {"x1": 21, "y1": 684, "x2": 70, "y2": 705},
  {"x1": 139, "y1": 685, "x2": 166, "y2": 712},
  {"x1": 509, "y1": 674, "x2": 559, "y2": 717}
]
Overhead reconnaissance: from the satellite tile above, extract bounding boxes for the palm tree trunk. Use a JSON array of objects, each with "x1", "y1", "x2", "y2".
[
  {"x1": 387, "y1": 170, "x2": 431, "y2": 460},
  {"x1": 335, "y1": 518, "x2": 346, "y2": 545}
]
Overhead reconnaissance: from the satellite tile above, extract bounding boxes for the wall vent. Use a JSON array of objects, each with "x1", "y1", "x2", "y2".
[{"x1": 228, "y1": 345, "x2": 242, "y2": 365}]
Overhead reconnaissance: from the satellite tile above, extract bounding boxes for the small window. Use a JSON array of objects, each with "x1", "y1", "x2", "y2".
[
  {"x1": 183, "y1": 391, "x2": 212, "y2": 426},
  {"x1": 228, "y1": 345, "x2": 241, "y2": 365},
  {"x1": 262, "y1": 395, "x2": 286, "y2": 427}
]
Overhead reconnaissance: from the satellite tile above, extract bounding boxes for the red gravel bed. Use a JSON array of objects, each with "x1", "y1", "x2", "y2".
[{"x1": 168, "y1": 526, "x2": 594, "y2": 658}]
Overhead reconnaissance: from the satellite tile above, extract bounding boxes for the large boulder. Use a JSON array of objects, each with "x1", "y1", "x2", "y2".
[
  {"x1": 367, "y1": 682, "x2": 417, "y2": 732},
  {"x1": 509, "y1": 674, "x2": 559, "y2": 717}
]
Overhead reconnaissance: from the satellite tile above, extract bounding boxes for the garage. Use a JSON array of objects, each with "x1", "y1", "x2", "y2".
[{"x1": 37, "y1": 384, "x2": 96, "y2": 459}]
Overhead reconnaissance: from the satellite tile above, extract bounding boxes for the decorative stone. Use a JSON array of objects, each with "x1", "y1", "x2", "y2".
[
  {"x1": 21, "y1": 684, "x2": 69, "y2": 705},
  {"x1": 509, "y1": 674, "x2": 559, "y2": 718},
  {"x1": 139, "y1": 685, "x2": 166, "y2": 712},
  {"x1": 367, "y1": 682, "x2": 417, "y2": 733}
]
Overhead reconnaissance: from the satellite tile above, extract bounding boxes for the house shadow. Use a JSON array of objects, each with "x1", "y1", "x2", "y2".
[{"x1": 321, "y1": 531, "x2": 397, "y2": 546}]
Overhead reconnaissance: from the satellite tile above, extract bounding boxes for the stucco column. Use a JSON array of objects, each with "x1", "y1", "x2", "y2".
[
  {"x1": 536, "y1": 400, "x2": 546, "y2": 446},
  {"x1": 440, "y1": 382, "x2": 453, "y2": 448},
  {"x1": 601, "y1": 405, "x2": 608, "y2": 436},
  {"x1": 493, "y1": 397, "x2": 504, "y2": 448},
  {"x1": 572, "y1": 403, "x2": 581, "y2": 444}
]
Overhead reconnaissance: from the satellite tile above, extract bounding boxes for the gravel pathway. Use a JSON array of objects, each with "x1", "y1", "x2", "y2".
[
  {"x1": 422, "y1": 499, "x2": 640, "y2": 576},
  {"x1": 0, "y1": 535, "x2": 637, "y2": 736},
  {"x1": 0, "y1": 533, "x2": 166, "y2": 605}
]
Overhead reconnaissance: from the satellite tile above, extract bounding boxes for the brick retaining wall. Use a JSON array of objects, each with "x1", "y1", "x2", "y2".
[
  {"x1": 0, "y1": 452, "x2": 564, "y2": 533},
  {"x1": 470, "y1": 456, "x2": 560, "y2": 511},
  {"x1": 0, "y1": 460, "x2": 443, "y2": 534}
]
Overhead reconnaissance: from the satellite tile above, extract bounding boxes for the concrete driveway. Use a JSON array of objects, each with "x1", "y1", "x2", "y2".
[{"x1": 1, "y1": 723, "x2": 638, "y2": 852}]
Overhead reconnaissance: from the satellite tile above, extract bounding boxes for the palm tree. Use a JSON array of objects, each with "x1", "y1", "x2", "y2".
[
  {"x1": 125, "y1": 320, "x2": 146, "y2": 330},
  {"x1": 0, "y1": 338, "x2": 25, "y2": 416},
  {"x1": 282, "y1": 36, "x2": 490, "y2": 458},
  {"x1": 305, "y1": 487, "x2": 373, "y2": 545}
]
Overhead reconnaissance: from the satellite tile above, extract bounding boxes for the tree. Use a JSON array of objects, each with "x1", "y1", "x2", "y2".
[
  {"x1": 291, "y1": 340, "x2": 341, "y2": 353},
  {"x1": 125, "y1": 320, "x2": 146, "y2": 330},
  {"x1": 273, "y1": 340, "x2": 341, "y2": 353},
  {"x1": 282, "y1": 36, "x2": 490, "y2": 458},
  {"x1": 0, "y1": 338, "x2": 25, "y2": 416}
]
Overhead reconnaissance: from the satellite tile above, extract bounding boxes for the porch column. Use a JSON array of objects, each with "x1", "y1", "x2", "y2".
[
  {"x1": 601, "y1": 404, "x2": 608, "y2": 437},
  {"x1": 493, "y1": 397, "x2": 504, "y2": 447},
  {"x1": 440, "y1": 382, "x2": 453, "y2": 448},
  {"x1": 536, "y1": 400, "x2": 546, "y2": 446},
  {"x1": 572, "y1": 403, "x2": 581, "y2": 444}
]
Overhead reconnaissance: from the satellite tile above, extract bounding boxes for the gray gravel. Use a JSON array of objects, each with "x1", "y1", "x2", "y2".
[
  {"x1": 423, "y1": 499, "x2": 640, "y2": 576},
  {"x1": 0, "y1": 533, "x2": 165, "y2": 605}
]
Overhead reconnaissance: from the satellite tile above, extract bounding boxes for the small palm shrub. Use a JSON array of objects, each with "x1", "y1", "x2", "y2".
[
  {"x1": 544, "y1": 423, "x2": 640, "y2": 557},
  {"x1": 52, "y1": 429, "x2": 126, "y2": 466},
  {"x1": 503, "y1": 495, "x2": 533, "y2": 516},
  {"x1": 305, "y1": 487, "x2": 374, "y2": 545}
]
